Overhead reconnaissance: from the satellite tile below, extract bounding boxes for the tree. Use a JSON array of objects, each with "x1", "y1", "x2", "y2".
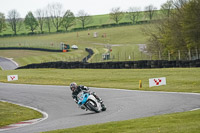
[
  {"x1": 161, "y1": 0, "x2": 174, "y2": 17},
  {"x1": 24, "y1": 11, "x2": 38, "y2": 33},
  {"x1": 48, "y1": 3, "x2": 64, "y2": 32},
  {"x1": 76, "y1": 10, "x2": 92, "y2": 29},
  {"x1": 126, "y1": 7, "x2": 141, "y2": 24},
  {"x1": 44, "y1": 8, "x2": 52, "y2": 33},
  {"x1": 7, "y1": 9, "x2": 22, "y2": 35},
  {"x1": 145, "y1": 5, "x2": 157, "y2": 20},
  {"x1": 35, "y1": 9, "x2": 45, "y2": 33},
  {"x1": 182, "y1": 0, "x2": 200, "y2": 49},
  {"x1": 109, "y1": 7, "x2": 124, "y2": 24},
  {"x1": 0, "y1": 12, "x2": 6, "y2": 32},
  {"x1": 143, "y1": 0, "x2": 200, "y2": 59},
  {"x1": 62, "y1": 10, "x2": 75, "y2": 31}
]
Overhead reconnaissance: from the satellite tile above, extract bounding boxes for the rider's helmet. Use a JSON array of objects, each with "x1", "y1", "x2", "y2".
[{"x1": 70, "y1": 82, "x2": 77, "y2": 92}]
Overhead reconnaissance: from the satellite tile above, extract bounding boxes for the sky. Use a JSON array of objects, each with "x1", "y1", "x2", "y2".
[{"x1": 0, "y1": 0, "x2": 168, "y2": 18}]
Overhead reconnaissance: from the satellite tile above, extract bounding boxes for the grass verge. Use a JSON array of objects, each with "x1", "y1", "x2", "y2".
[
  {"x1": 44, "y1": 109, "x2": 200, "y2": 133},
  {"x1": 0, "y1": 101, "x2": 43, "y2": 127},
  {"x1": 0, "y1": 68, "x2": 199, "y2": 93}
]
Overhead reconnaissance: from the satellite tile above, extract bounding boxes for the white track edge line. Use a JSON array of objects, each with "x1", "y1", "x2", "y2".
[{"x1": 0, "y1": 100, "x2": 48, "y2": 132}]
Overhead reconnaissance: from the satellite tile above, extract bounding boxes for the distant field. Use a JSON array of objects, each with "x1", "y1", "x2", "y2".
[
  {"x1": 0, "y1": 24, "x2": 149, "y2": 65},
  {"x1": 0, "y1": 25, "x2": 147, "y2": 47},
  {"x1": 0, "y1": 68, "x2": 199, "y2": 93},
  {"x1": 0, "y1": 11, "x2": 162, "y2": 35},
  {"x1": 0, "y1": 50, "x2": 88, "y2": 66}
]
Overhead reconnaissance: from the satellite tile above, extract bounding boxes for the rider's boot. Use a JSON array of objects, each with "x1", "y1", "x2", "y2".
[
  {"x1": 91, "y1": 92, "x2": 106, "y2": 111},
  {"x1": 97, "y1": 98, "x2": 106, "y2": 111}
]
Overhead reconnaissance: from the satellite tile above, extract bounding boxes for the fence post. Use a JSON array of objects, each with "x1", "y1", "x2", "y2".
[
  {"x1": 168, "y1": 50, "x2": 171, "y2": 61},
  {"x1": 150, "y1": 53, "x2": 152, "y2": 60},
  {"x1": 188, "y1": 49, "x2": 191, "y2": 60},
  {"x1": 196, "y1": 48, "x2": 199, "y2": 59},
  {"x1": 178, "y1": 50, "x2": 181, "y2": 60},
  {"x1": 118, "y1": 52, "x2": 119, "y2": 61},
  {"x1": 159, "y1": 51, "x2": 161, "y2": 60},
  {"x1": 125, "y1": 51, "x2": 126, "y2": 61}
]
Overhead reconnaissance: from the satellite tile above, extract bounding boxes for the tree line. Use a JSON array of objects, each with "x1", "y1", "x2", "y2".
[
  {"x1": 0, "y1": 2, "x2": 163, "y2": 35},
  {"x1": 143, "y1": 0, "x2": 200, "y2": 58}
]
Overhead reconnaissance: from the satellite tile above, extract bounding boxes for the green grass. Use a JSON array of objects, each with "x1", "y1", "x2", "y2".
[
  {"x1": 0, "y1": 11, "x2": 160, "y2": 35},
  {"x1": 0, "y1": 68, "x2": 199, "y2": 131},
  {"x1": 0, "y1": 101, "x2": 43, "y2": 127},
  {"x1": 44, "y1": 109, "x2": 200, "y2": 133},
  {"x1": 0, "y1": 50, "x2": 88, "y2": 66},
  {"x1": 0, "y1": 24, "x2": 149, "y2": 65},
  {"x1": 0, "y1": 25, "x2": 147, "y2": 48},
  {"x1": 0, "y1": 68, "x2": 199, "y2": 93}
]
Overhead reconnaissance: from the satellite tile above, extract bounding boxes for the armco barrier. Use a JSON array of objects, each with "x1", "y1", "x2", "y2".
[{"x1": 17, "y1": 60, "x2": 200, "y2": 69}]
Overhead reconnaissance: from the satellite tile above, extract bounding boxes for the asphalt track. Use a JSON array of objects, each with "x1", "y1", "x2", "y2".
[
  {"x1": 0, "y1": 57, "x2": 18, "y2": 70},
  {"x1": 0, "y1": 83, "x2": 200, "y2": 133}
]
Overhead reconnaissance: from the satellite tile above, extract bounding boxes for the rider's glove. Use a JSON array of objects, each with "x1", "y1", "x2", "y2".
[{"x1": 73, "y1": 98, "x2": 78, "y2": 103}]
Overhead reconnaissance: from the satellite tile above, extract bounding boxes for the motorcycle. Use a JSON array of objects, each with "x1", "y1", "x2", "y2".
[{"x1": 77, "y1": 91, "x2": 106, "y2": 113}]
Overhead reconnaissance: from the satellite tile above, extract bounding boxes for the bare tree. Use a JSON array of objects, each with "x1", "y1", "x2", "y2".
[
  {"x1": 161, "y1": 0, "x2": 174, "y2": 18},
  {"x1": 126, "y1": 7, "x2": 141, "y2": 24},
  {"x1": 35, "y1": 9, "x2": 45, "y2": 33},
  {"x1": 76, "y1": 10, "x2": 92, "y2": 29},
  {"x1": 7, "y1": 9, "x2": 22, "y2": 35},
  {"x1": 173, "y1": 0, "x2": 188, "y2": 9},
  {"x1": 0, "y1": 12, "x2": 6, "y2": 32},
  {"x1": 145, "y1": 5, "x2": 157, "y2": 20},
  {"x1": 48, "y1": 3, "x2": 64, "y2": 32},
  {"x1": 44, "y1": 8, "x2": 52, "y2": 33},
  {"x1": 109, "y1": 7, "x2": 124, "y2": 24}
]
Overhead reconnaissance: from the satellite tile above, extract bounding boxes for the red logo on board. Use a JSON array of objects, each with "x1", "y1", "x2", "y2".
[{"x1": 154, "y1": 79, "x2": 162, "y2": 85}]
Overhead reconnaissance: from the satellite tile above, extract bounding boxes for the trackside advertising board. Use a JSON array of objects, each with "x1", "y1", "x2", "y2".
[
  {"x1": 7, "y1": 75, "x2": 18, "y2": 81},
  {"x1": 149, "y1": 77, "x2": 166, "y2": 87}
]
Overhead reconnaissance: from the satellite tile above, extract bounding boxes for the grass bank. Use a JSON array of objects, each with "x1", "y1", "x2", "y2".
[
  {"x1": 0, "y1": 68, "x2": 199, "y2": 93},
  {"x1": 0, "y1": 101, "x2": 42, "y2": 127},
  {"x1": 44, "y1": 109, "x2": 200, "y2": 133},
  {"x1": 0, "y1": 50, "x2": 88, "y2": 66},
  {"x1": 0, "y1": 24, "x2": 148, "y2": 64}
]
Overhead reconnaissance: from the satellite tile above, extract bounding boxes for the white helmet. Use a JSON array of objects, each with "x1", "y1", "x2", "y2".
[{"x1": 70, "y1": 82, "x2": 77, "y2": 91}]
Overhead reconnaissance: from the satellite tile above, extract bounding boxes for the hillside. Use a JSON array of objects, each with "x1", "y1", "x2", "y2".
[{"x1": 0, "y1": 24, "x2": 149, "y2": 66}]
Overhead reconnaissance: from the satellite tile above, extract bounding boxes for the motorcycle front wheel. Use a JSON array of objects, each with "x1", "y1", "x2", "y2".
[{"x1": 86, "y1": 100, "x2": 100, "y2": 113}]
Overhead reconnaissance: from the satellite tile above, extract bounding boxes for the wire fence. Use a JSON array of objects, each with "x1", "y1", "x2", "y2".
[{"x1": 88, "y1": 49, "x2": 200, "y2": 63}]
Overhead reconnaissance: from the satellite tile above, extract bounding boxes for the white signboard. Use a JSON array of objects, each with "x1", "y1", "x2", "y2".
[
  {"x1": 149, "y1": 77, "x2": 166, "y2": 87},
  {"x1": 7, "y1": 75, "x2": 18, "y2": 81}
]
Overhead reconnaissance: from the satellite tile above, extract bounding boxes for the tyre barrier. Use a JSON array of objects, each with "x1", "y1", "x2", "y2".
[
  {"x1": 82, "y1": 48, "x2": 94, "y2": 62},
  {"x1": 17, "y1": 59, "x2": 200, "y2": 69},
  {"x1": 0, "y1": 47, "x2": 62, "y2": 52}
]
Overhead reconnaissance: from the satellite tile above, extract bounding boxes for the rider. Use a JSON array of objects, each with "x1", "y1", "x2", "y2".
[{"x1": 70, "y1": 82, "x2": 106, "y2": 111}]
